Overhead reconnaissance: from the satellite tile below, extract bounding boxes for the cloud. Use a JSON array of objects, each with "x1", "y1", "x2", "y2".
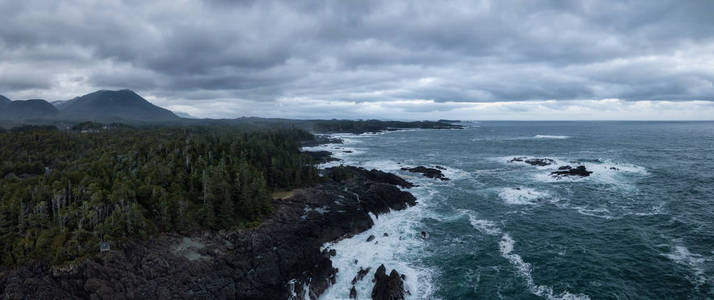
[{"x1": 1, "y1": 0, "x2": 713, "y2": 118}]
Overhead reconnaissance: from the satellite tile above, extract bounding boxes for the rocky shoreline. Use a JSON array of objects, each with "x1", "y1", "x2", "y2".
[{"x1": 0, "y1": 165, "x2": 416, "y2": 300}]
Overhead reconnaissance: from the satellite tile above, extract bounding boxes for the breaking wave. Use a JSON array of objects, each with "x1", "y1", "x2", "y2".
[{"x1": 499, "y1": 234, "x2": 591, "y2": 300}]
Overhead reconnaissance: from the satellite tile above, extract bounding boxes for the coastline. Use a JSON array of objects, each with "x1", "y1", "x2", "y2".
[
  {"x1": 1, "y1": 126, "x2": 459, "y2": 299},
  {"x1": 0, "y1": 153, "x2": 419, "y2": 300},
  {"x1": 305, "y1": 130, "x2": 441, "y2": 300}
]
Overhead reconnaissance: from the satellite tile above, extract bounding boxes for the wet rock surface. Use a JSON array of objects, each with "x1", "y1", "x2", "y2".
[
  {"x1": 551, "y1": 165, "x2": 593, "y2": 177},
  {"x1": 0, "y1": 167, "x2": 416, "y2": 300},
  {"x1": 509, "y1": 157, "x2": 556, "y2": 166},
  {"x1": 400, "y1": 166, "x2": 449, "y2": 181},
  {"x1": 371, "y1": 265, "x2": 406, "y2": 300},
  {"x1": 304, "y1": 150, "x2": 341, "y2": 164},
  {"x1": 351, "y1": 267, "x2": 371, "y2": 285}
]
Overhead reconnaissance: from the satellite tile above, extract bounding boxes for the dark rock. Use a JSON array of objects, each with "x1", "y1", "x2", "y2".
[
  {"x1": 371, "y1": 265, "x2": 405, "y2": 300},
  {"x1": 300, "y1": 135, "x2": 344, "y2": 147},
  {"x1": 509, "y1": 157, "x2": 556, "y2": 166},
  {"x1": 329, "y1": 249, "x2": 337, "y2": 257},
  {"x1": 323, "y1": 166, "x2": 414, "y2": 189},
  {"x1": 303, "y1": 150, "x2": 340, "y2": 164},
  {"x1": 551, "y1": 165, "x2": 592, "y2": 177},
  {"x1": 363, "y1": 168, "x2": 414, "y2": 188},
  {"x1": 400, "y1": 166, "x2": 449, "y2": 181},
  {"x1": 433, "y1": 165, "x2": 446, "y2": 170},
  {"x1": 367, "y1": 235, "x2": 376, "y2": 242},
  {"x1": 351, "y1": 267, "x2": 371, "y2": 284},
  {"x1": 344, "y1": 150, "x2": 353, "y2": 153},
  {"x1": 349, "y1": 286, "x2": 357, "y2": 298},
  {"x1": 383, "y1": 233, "x2": 389, "y2": 237}
]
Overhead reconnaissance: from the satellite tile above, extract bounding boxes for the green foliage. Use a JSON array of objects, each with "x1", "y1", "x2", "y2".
[
  {"x1": 0, "y1": 125, "x2": 319, "y2": 266},
  {"x1": 10, "y1": 125, "x2": 58, "y2": 133},
  {"x1": 327, "y1": 165, "x2": 354, "y2": 182}
]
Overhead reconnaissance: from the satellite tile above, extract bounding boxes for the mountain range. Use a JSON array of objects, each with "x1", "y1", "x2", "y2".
[{"x1": 0, "y1": 90, "x2": 179, "y2": 122}]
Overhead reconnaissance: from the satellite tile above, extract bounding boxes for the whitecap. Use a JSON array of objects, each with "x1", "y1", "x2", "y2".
[
  {"x1": 449, "y1": 208, "x2": 504, "y2": 237},
  {"x1": 319, "y1": 187, "x2": 437, "y2": 300},
  {"x1": 437, "y1": 165, "x2": 472, "y2": 181},
  {"x1": 500, "y1": 234, "x2": 591, "y2": 300},
  {"x1": 534, "y1": 135, "x2": 570, "y2": 139},
  {"x1": 361, "y1": 159, "x2": 404, "y2": 172},
  {"x1": 498, "y1": 187, "x2": 550, "y2": 205},
  {"x1": 570, "y1": 206, "x2": 613, "y2": 219},
  {"x1": 287, "y1": 278, "x2": 311, "y2": 300},
  {"x1": 663, "y1": 244, "x2": 707, "y2": 286},
  {"x1": 301, "y1": 134, "x2": 370, "y2": 168},
  {"x1": 501, "y1": 156, "x2": 651, "y2": 185}
]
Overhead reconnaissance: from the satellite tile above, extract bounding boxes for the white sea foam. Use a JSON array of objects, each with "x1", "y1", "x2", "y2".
[
  {"x1": 500, "y1": 234, "x2": 591, "y2": 300},
  {"x1": 664, "y1": 244, "x2": 707, "y2": 286},
  {"x1": 633, "y1": 202, "x2": 666, "y2": 216},
  {"x1": 438, "y1": 165, "x2": 472, "y2": 181},
  {"x1": 301, "y1": 134, "x2": 368, "y2": 168},
  {"x1": 286, "y1": 278, "x2": 310, "y2": 300},
  {"x1": 498, "y1": 155, "x2": 648, "y2": 185},
  {"x1": 570, "y1": 206, "x2": 613, "y2": 219},
  {"x1": 472, "y1": 135, "x2": 570, "y2": 141},
  {"x1": 499, "y1": 187, "x2": 550, "y2": 205},
  {"x1": 533, "y1": 159, "x2": 648, "y2": 185},
  {"x1": 308, "y1": 133, "x2": 438, "y2": 299},
  {"x1": 319, "y1": 187, "x2": 437, "y2": 300},
  {"x1": 468, "y1": 218, "x2": 502, "y2": 236},
  {"x1": 360, "y1": 159, "x2": 404, "y2": 172},
  {"x1": 459, "y1": 209, "x2": 502, "y2": 236},
  {"x1": 534, "y1": 135, "x2": 570, "y2": 139}
]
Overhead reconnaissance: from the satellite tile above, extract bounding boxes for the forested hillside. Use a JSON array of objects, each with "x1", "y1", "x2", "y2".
[{"x1": 0, "y1": 125, "x2": 319, "y2": 266}]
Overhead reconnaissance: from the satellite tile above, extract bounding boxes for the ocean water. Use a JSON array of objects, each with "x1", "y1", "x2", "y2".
[{"x1": 307, "y1": 121, "x2": 714, "y2": 299}]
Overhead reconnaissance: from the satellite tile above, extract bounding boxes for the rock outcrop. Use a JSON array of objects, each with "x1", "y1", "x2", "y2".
[
  {"x1": 400, "y1": 166, "x2": 449, "y2": 181},
  {"x1": 304, "y1": 150, "x2": 341, "y2": 164},
  {"x1": 371, "y1": 264, "x2": 406, "y2": 300},
  {"x1": 550, "y1": 165, "x2": 593, "y2": 177},
  {"x1": 352, "y1": 267, "x2": 371, "y2": 285},
  {"x1": 300, "y1": 135, "x2": 344, "y2": 148},
  {"x1": 509, "y1": 157, "x2": 556, "y2": 166},
  {"x1": 0, "y1": 167, "x2": 416, "y2": 300}
]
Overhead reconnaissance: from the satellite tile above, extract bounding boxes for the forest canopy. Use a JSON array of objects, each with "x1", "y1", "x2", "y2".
[{"x1": 0, "y1": 125, "x2": 320, "y2": 266}]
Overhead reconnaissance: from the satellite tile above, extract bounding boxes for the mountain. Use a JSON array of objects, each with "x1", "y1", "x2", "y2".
[
  {"x1": 58, "y1": 90, "x2": 178, "y2": 121},
  {"x1": 0, "y1": 98, "x2": 59, "y2": 120},
  {"x1": 173, "y1": 111, "x2": 197, "y2": 119},
  {"x1": 0, "y1": 95, "x2": 10, "y2": 105},
  {"x1": 50, "y1": 99, "x2": 76, "y2": 110}
]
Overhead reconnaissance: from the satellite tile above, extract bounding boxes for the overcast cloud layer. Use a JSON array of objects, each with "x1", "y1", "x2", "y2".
[{"x1": 1, "y1": 0, "x2": 713, "y2": 119}]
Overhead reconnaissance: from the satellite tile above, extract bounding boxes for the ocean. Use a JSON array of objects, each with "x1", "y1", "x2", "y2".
[{"x1": 305, "y1": 121, "x2": 714, "y2": 299}]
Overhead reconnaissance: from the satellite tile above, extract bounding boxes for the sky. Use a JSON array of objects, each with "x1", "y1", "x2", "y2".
[{"x1": 1, "y1": 0, "x2": 713, "y2": 120}]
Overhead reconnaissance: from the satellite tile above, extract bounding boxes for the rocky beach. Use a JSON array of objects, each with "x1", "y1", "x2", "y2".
[{"x1": 1, "y1": 150, "x2": 417, "y2": 300}]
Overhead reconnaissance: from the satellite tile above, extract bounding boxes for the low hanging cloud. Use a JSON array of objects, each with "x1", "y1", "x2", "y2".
[{"x1": 1, "y1": 0, "x2": 713, "y2": 119}]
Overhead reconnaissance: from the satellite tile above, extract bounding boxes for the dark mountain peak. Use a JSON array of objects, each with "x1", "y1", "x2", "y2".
[
  {"x1": 92, "y1": 89, "x2": 136, "y2": 95},
  {"x1": 0, "y1": 94, "x2": 10, "y2": 104},
  {"x1": 0, "y1": 98, "x2": 58, "y2": 120},
  {"x1": 77, "y1": 89, "x2": 147, "y2": 104},
  {"x1": 60, "y1": 89, "x2": 178, "y2": 121}
]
